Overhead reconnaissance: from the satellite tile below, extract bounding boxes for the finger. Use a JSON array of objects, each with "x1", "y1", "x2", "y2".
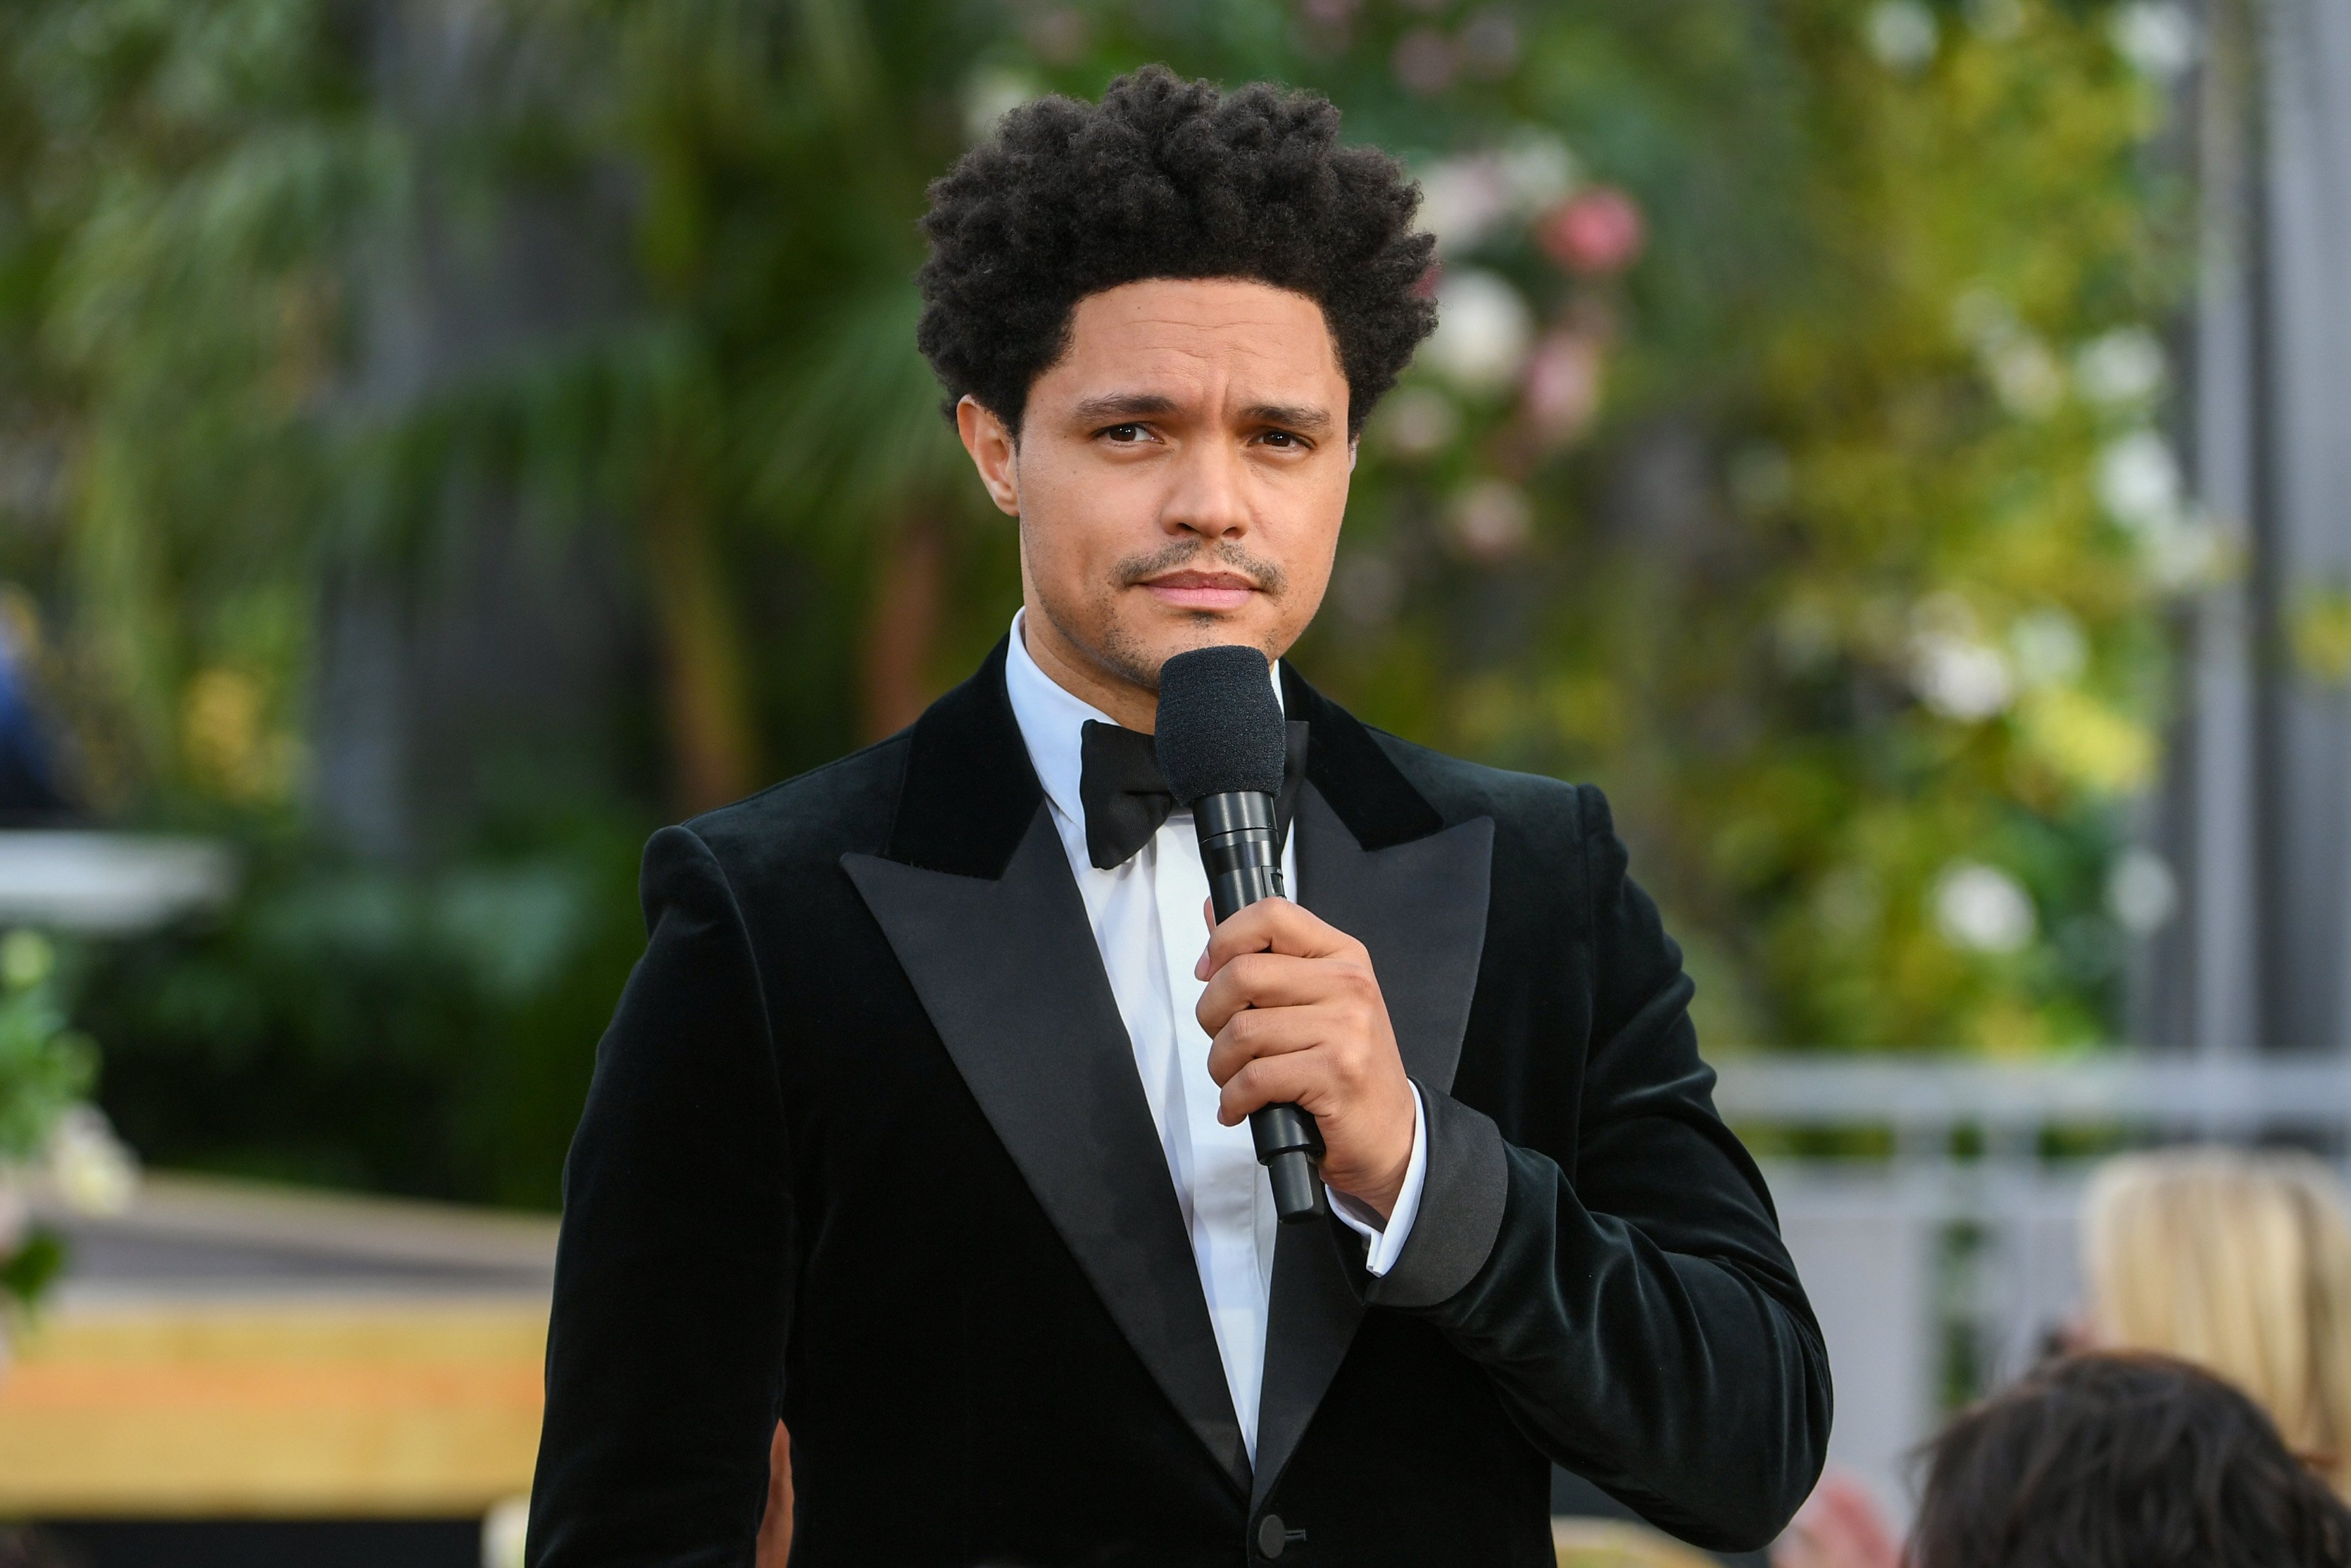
[
  {"x1": 1199, "y1": 897, "x2": 1360, "y2": 977},
  {"x1": 1216, "y1": 1052, "x2": 1331, "y2": 1126},
  {"x1": 1196, "y1": 951, "x2": 1354, "y2": 1036},
  {"x1": 1204, "y1": 1004, "x2": 1345, "y2": 1086}
]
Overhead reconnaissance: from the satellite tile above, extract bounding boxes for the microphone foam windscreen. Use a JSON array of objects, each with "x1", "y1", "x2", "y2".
[{"x1": 1155, "y1": 645, "x2": 1286, "y2": 803}]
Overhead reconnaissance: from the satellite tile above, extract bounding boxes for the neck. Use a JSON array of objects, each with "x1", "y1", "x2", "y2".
[{"x1": 1020, "y1": 601, "x2": 1161, "y2": 732}]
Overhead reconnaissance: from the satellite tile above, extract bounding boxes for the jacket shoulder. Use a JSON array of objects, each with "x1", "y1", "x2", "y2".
[
  {"x1": 672, "y1": 733, "x2": 910, "y2": 886},
  {"x1": 1365, "y1": 727, "x2": 1602, "y2": 849}
]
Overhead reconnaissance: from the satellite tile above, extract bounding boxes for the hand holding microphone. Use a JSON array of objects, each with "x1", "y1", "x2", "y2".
[{"x1": 1155, "y1": 647, "x2": 1417, "y2": 1227}]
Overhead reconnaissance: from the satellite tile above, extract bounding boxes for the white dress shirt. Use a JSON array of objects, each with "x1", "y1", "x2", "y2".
[{"x1": 1003, "y1": 612, "x2": 1427, "y2": 1461}]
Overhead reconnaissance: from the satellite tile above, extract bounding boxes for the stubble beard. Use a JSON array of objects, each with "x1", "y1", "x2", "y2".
[{"x1": 1033, "y1": 535, "x2": 1291, "y2": 695}]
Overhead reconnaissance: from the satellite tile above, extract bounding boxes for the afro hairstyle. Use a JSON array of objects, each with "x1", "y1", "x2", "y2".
[{"x1": 915, "y1": 65, "x2": 1436, "y2": 438}]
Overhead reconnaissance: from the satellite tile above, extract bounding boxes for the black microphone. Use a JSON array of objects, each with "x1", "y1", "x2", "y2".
[{"x1": 1155, "y1": 644, "x2": 1328, "y2": 1227}]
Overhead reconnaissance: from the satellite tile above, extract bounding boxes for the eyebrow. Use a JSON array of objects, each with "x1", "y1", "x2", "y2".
[
  {"x1": 1067, "y1": 392, "x2": 1334, "y2": 436},
  {"x1": 1241, "y1": 402, "x2": 1334, "y2": 435},
  {"x1": 1070, "y1": 393, "x2": 1181, "y2": 424}
]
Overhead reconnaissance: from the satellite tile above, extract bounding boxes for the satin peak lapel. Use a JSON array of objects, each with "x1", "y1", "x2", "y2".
[
  {"x1": 841, "y1": 809, "x2": 1250, "y2": 1495},
  {"x1": 1251, "y1": 782, "x2": 1495, "y2": 1509}
]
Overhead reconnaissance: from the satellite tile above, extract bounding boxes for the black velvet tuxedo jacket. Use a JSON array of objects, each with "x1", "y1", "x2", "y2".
[{"x1": 526, "y1": 641, "x2": 1831, "y2": 1568}]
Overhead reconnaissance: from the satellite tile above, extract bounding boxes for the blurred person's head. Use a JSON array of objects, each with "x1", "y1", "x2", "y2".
[
  {"x1": 917, "y1": 66, "x2": 1435, "y2": 726},
  {"x1": 1910, "y1": 1352, "x2": 2351, "y2": 1568},
  {"x1": 2083, "y1": 1146, "x2": 2351, "y2": 1488}
]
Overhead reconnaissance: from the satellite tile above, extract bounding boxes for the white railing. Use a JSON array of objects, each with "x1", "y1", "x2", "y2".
[
  {"x1": 1707, "y1": 1055, "x2": 2351, "y2": 1521},
  {"x1": 1716, "y1": 1055, "x2": 2351, "y2": 1136}
]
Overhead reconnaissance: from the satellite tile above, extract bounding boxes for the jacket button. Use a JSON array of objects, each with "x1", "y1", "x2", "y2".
[{"x1": 1255, "y1": 1514, "x2": 1287, "y2": 1559}]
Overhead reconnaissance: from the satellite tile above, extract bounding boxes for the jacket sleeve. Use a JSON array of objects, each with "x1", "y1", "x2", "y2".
[
  {"x1": 527, "y1": 825, "x2": 792, "y2": 1568},
  {"x1": 1364, "y1": 784, "x2": 1831, "y2": 1552}
]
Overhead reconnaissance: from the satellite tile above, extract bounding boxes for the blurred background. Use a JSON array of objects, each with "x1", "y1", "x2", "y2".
[{"x1": 0, "y1": 0, "x2": 2342, "y2": 1563}]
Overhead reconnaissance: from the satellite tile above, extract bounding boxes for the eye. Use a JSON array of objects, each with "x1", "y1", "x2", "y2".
[
  {"x1": 1258, "y1": 429, "x2": 1308, "y2": 449},
  {"x1": 1099, "y1": 423, "x2": 1148, "y2": 443}
]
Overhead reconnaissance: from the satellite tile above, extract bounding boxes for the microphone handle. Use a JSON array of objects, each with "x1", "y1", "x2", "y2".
[{"x1": 1196, "y1": 792, "x2": 1328, "y2": 1227}]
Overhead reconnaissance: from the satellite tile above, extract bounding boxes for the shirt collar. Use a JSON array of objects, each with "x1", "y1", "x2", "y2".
[{"x1": 1002, "y1": 609, "x2": 1285, "y2": 833}]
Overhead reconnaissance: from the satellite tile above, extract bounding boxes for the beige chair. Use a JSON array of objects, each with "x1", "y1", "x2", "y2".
[{"x1": 1553, "y1": 1517, "x2": 1722, "y2": 1568}]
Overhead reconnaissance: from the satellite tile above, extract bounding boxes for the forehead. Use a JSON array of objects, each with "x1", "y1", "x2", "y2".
[{"x1": 1044, "y1": 278, "x2": 1345, "y2": 403}]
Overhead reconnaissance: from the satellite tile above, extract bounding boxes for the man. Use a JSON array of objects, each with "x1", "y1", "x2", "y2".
[{"x1": 527, "y1": 67, "x2": 1829, "y2": 1567}]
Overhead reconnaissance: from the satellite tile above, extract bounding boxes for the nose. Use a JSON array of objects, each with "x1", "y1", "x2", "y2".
[{"x1": 1160, "y1": 433, "x2": 1251, "y2": 542}]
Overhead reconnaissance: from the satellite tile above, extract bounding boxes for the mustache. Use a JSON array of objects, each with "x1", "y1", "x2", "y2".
[{"x1": 1110, "y1": 538, "x2": 1289, "y2": 597}]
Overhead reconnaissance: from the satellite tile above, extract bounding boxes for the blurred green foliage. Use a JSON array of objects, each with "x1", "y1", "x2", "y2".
[
  {"x1": 0, "y1": 930, "x2": 97, "y2": 1306},
  {"x1": 74, "y1": 817, "x2": 647, "y2": 1206},
  {"x1": 0, "y1": 0, "x2": 2194, "y2": 1205},
  {"x1": 0, "y1": 933, "x2": 92, "y2": 1163}
]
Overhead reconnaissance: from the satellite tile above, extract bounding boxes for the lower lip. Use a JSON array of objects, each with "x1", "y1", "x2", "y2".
[{"x1": 1143, "y1": 582, "x2": 1257, "y2": 611}]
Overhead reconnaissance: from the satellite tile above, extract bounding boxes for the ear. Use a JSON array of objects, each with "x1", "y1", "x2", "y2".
[
  {"x1": 955, "y1": 395, "x2": 1021, "y2": 517},
  {"x1": 1348, "y1": 435, "x2": 1360, "y2": 473}
]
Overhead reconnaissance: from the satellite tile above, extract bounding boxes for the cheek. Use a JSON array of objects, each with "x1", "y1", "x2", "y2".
[
  {"x1": 1279, "y1": 470, "x2": 1350, "y2": 574},
  {"x1": 1015, "y1": 459, "x2": 1130, "y2": 584},
  {"x1": 1028, "y1": 450, "x2": 1163, "y2": 533}
]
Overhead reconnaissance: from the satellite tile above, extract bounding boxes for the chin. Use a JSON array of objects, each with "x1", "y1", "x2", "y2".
[
  {"x1": 1155, "y1": 620, "x2": 1288, "y2": 672},
  {"x1": 1074, "y1": 599, "x2": 1293, "y2": 691}
]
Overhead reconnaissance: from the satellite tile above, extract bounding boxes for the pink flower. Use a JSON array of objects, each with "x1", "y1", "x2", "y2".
[
  {"x1": 1537, "y1": 187, "x2": 1648, "y2": 276},
  {"x1": 1521, "y1": 329, "x2": 1604, "y2": 444}
]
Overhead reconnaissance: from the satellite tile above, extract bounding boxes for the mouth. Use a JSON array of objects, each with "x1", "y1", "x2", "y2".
[{"x1": 1137, "y1": 569, "x2": 1260, "y2": 613}]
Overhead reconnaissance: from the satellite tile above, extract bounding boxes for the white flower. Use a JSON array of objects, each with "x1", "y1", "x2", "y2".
[
  {"x1": 1410, "y1": 131, "x2": 1579, "y2": 257},
  {"x1": 961, "y1": 66, "x2": 1040, "y2": 144},
  {"x1": 1952, "y1": 288, "x2": 2064, "y2": 415},
  {"x1": 1912, "y1": 633, "x2": 2015, "y2": 720},
  {"x1": 2107, "y1": 848, "x2": 2179, "y2": 935},
  {"x1": 47, "y1": 1106, "x2": 137, "y2": 1217},
  {"x1": 1417, "y1": 134, "x2": 1579, "y2": 257},
  {"x1": 2097, "y1": 429, "x2": 2184, "y2": 532},
  {"x1": 1495, "y1": 130, "x2": 1577, "y2": 212},
  {"x1": 2112, "y1": 2, "x2": 2196, "y2": 81},
  {"x1": 2142, "y1": 516, "x2": 2224, "y2": 591},
  {"x1": 1934, "y1": 863, "x2": 2037, "y2": 954},
  {"x1": 2095, "y1": 429, "x2": 2221, "y2": 589},
  {"x1": 1423, "y1": 268, "x2": 1534, "y2": 394},
  {"x1": 2075, "y1": 327, "x2": 2166, "y2": 406},
  {"x1": 1375, "y1": 387, "x2": 1460, "y2": 458},
  {"x1": 1988, "y1": 337, "x2": 2065, "y2": 416},
  {"x1": 1416, "y1": 156, "x2": 1516, "y2": 256},
  {"x1": 1951, "y1": 288, "x2": 2069, "y2": 415},
  {"x1": 1867, "y1": 0, "x2": 1939, "y2": 69},
  {"x1": 2009, "y1": 609, "x2": 2088, "y2": 688}
]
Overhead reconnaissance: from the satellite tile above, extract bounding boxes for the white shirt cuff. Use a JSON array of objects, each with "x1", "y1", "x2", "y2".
[{"x1": 1326, "y1": 1084, "x2": 1427, "y2": 1277}]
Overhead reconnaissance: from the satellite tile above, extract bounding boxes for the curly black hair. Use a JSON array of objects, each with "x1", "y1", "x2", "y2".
[
  {"x1": 1912, "y1": 1353, "x2": 2351, "y2": 1568},
  {"x1": 916, "y1": 66, "x2": 1436, "y2": 437}
]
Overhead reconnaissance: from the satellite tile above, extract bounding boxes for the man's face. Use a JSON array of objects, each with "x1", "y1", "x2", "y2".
[{"x1": 955, "y1": 277, "x2": 1353, "y2": 714}]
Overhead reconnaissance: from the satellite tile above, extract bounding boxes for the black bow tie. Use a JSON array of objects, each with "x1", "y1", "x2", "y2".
[{"x1": 1079, "y1": 719, "x2": 1310, "y2": 870}]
